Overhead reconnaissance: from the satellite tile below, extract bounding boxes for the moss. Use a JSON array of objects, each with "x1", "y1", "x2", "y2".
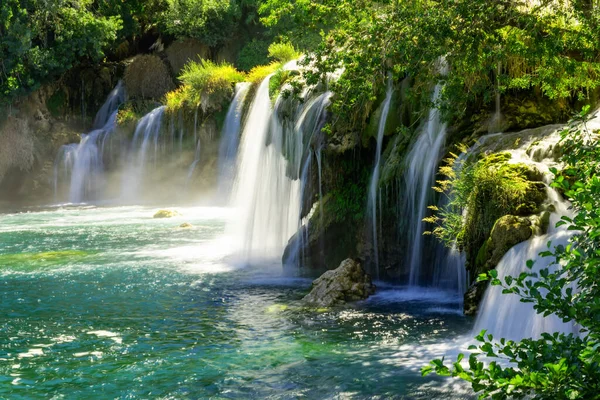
[
  {"x1": 47, "y1": 89, "x2": 67, "y2": 118},
  {"x1": 475, "y1": 215, "x2": 533, "y2": 274},
  {"x1": 124, "y1": 55, "x2": 175, "y2": 100},
  {"x1": 456, "y1": 152, "x2": 547, "y2": 271},
  {"x1": 0, "y1": 250, "x2": 91, "y2": 267},
  {"x1": 117, "y1": 100, "x2": 160, "y2": 127},
  {"x1": 269, "y1": 68, "x2": 292, "y2": 102},
  {"x1": 153, "y1": 209, "x2": 181, "y2": 218}
]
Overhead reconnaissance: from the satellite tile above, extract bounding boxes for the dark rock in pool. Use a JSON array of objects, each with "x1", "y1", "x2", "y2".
[{"x1": 302, "y1": 259, "x2": 375, "y2": 307}]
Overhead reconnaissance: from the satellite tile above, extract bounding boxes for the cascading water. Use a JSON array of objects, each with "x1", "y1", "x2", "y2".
[
  {"x1": 229, "y1": 75, "x2": 332, "y2": 264},
  {"x1": 121, "y1": 106, "x2": 166, "y2": 202},
  {"x1": 403, "y1": 83, "x2": 448, "y2": 286},
  {"x1": 473, "y1": 214, "x2": 576, "y2": 340},
  {"x1": 473, "y1": 132, "x2": 578, "y2": 340},
  {"x1": 93, "y1": 81, "x2": 126, "y2": 129},
  {"x1": 217, "y1": 82, "x2": 251, "y2": 198},
  {"x1": 186, "y1": 138, "x2": 201, "y2": 187},
  {"x1": 367, "y1": 76, "x2": 393, "y2": 277},
  {"x1": 54, "y1": 82, "x2": 125, "y2": 203},
  {"x1": 67, "y1": 111, "x2": 119, "y2": 203}
]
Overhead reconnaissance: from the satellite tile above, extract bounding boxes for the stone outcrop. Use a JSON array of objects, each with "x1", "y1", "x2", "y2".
[
  {"x1": 302, "y1": 259, "x2": 375, "y2": 307},
  {"x1": 475, "y1": 215, "x2": 534, "y2": 274},
  {"x1": 153, "y1": 209, "x2": 181, "y2": 218}
]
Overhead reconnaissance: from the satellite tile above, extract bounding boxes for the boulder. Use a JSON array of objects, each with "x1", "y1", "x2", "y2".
[
  {"x1": 153, "y1": 209, "x2": 181, "y2": 219},
  {"x1": 475, "y1": 215, "x2": 533, "y2": 274},
  {"x1": 178, "y1": 222, "x2": 193, "y2": 228},
  {"x1": 302, "y1": 259, "x2": 375, "y2": 307}
]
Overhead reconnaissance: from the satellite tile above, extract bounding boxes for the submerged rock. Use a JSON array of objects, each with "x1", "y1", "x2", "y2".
[
  {"x1": 178, "y1": 222, "x2": 193, "y2": 228},
  {"x1": 302, "y1": 259, "x2": 375, "y2": 307},
  {"x1": 153, "y1": 209, "x2": 181, "y2": 219}
]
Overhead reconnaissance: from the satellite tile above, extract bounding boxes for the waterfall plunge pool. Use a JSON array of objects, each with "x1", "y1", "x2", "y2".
[{"x1": 0, "y1": 206, "x2": 474, "y2": 399}]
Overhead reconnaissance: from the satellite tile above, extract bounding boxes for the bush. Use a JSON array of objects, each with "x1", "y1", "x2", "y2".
[
  {"x1": 179, "y1": 60, "x2": 245, "y2": 104},
  {"x1": 161, "y1": 0, "x2": 241, "y2": 46},
  {"x1": 247, "y1": 62, "x2": 282, "y2": 85},
  {"x1": 236, "y1": 39, "x2": 270, "y2": 71},
  {"x1": 268, "y1": 41, "x2": 300, "y2": 63},
  {"x1": 425, "y1": 151, "x2": 546, "y2": 266},
  {"x1": 124, "y1": 55, "x2": 175, "y2": 100},
  {"x1": 164, "y1": 60, "x2": 245, "y2": 112}
]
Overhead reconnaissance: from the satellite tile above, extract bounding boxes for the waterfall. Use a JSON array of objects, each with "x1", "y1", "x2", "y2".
[
  {"x1": 120, "y1": 106, "x2": 166, "y2": 202},
  {"x1": 54, "y1": 82, "x2": 125, "y2": 203},
  {"x1": 473, "y1": 130, "x2": 579, "y2": 339},
  {"x1": 186, "y1": 138, "x2": 202, "y2": 187},
  {"x1": 217, "y1": 82, "x2": 251, "y2": 198},
  {"x1": 403, "y1": 83, "x2": 448, "y2": 286},
  {"x1": 229, "y1": 76, "x2": 331, "y2": 264},
  {"x1": 93, "y1": 81, "x2": 126, "y2": 129},
  {"x1": 473, "y1": 192, "x2": 577, "y2": 340},
  {"x1": 367, "y1": 76, "x2": 393, "y2": 278}
]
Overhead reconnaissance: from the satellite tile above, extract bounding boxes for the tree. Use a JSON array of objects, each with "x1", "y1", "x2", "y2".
[{"x1": 0, "y1": 0, "x2": 121, "y2": 101}]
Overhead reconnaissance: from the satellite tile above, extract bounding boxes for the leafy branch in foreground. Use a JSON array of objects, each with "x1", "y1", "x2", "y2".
[{"x1": 422, "y1": 106, "x2": 600, "y2": 399}]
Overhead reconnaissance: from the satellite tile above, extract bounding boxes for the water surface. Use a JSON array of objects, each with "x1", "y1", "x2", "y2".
[{"x1": 0, "y1": 206, "x2": 473, "y2": 399}]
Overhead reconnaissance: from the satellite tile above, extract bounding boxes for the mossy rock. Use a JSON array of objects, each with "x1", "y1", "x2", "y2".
[
  {"x1": 153, "y1": 209, "x2": 181, "y2": 218},
  {"x1": 166, "y1": 38, "x2": 210, "y2": 76},
  {"x1": 475, "y1": 215, "x2": 533, "y2": 274},
  {"x1": 124, "y1": 55, "x2": 175, "y2": 100}
]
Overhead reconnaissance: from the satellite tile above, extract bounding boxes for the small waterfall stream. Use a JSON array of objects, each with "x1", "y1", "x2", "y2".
[
  {"x1": 54, "y1": 82, "x2": 125, "y2": 203},
  {"x1": 217, "y1": 82, "x2": 251, "y2": 198},
  {"x1": 121, "y1": 106, "x2": 166, "y2": 202},
  {"x1": 93, "y1": 81, "x2": 126, "y2": 129},
  {"x1": 403, "y1": 83, "x2": 448, "y2": 286},
  {"x1": 367, "y1": 76, "x2": 393, "y2": 277},
  {"x1": 473, "y1": 133, "x2": 579, "y2": 340}
]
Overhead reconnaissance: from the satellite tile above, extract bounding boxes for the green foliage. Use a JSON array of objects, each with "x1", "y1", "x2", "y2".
[
  {"x1": 424, "y1": 107, "x2": 600, "y2": 399},
  {"x1": 0, "y1": 0, "x2": 122, "y2": 101},
  {"x1": 268, "y1": 41, "x2": 299, "y2": 63},
  {"x1": 426, "y1": 150, "x2": 545, "y2": 257},
  {"x1": 166, "y1": 60, "x2": 245, "y2": 110},
  {"x1": 161, "y1": 0, "x2": 242, "y2": 46},
  {"x1": 260, "y1": 0, "x2": 600, "y2": 132},
  {"x1": 268, "y1": 68, "x2": 292, "y2": 100},
  {"x1": 247, "y1": 62, "x2": 282, "y2": 85},
  {"x1": 236, "y1": 39, "x2": 270, "y2": 71}
]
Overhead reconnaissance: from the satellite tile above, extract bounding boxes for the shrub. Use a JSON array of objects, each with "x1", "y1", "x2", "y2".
[
  {"x1": 124, "y1": 55, "x2": 175, "y2": 100},
  {"x1": 179, "y1": 60, "x2": 245, "y2": 105},
  {"x1": 268, "y1": 41, "x2": 300, "y2": 63},
  {"x1": 247, "y1": 62, "x2": 282, "y2": 85},
  {"x1": 236, "y1": 39, "x2": 270, "y2": 71},
  {"x1": 425, "y1": 151, "x2": 546, "y2": 263}
]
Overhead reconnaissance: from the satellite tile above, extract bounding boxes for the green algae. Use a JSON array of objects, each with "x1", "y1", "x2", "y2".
[{"x1": 0, "y1": 250, "x2": 92, "y2": 267}]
